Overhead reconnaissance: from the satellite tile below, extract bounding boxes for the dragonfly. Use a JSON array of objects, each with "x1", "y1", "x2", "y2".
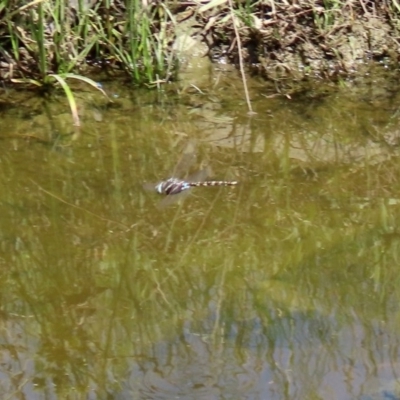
[
  {"x1": 144, "y1": 142, "x2": 237, "y2": 206},
  {"x1": 154, "y1": 176, "x2": 237, "y2": 195}
]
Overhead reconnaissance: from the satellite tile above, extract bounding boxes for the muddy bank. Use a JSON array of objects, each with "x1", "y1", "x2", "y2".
[{"x1": 186, "y1": 0, "x2": 400, "y2": 81}]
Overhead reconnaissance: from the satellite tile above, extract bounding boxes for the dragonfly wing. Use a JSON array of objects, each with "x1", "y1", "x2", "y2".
[
  {"x1": 172, "y1": 140, "x2": 197, "y2": 178},
  {"x1": 186, "y1": 166, "x2": 212, "y2": 183},
  {"x1": 143, "y1": 182, "x2": 157, "y2": 192},
  {"x1": 157, "y1": 189, "x2": 191, "y2": 209}
]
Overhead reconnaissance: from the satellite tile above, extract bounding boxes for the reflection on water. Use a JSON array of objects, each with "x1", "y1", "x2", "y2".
[{"x1": 1, "y1": 68, "x2": 400, "y2": 399}]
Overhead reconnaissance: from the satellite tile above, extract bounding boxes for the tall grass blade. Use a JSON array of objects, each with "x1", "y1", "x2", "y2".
[
  {"x1": 10, "y1": 78, "x2": 43, "y2": 86},
  {"x1": 36, "y1": 2, "x2": 47, "y2": 79},
  {"x1": 63, "y1": 73, "x2": 111, "y2": 100},
  {"x1": 49, "y1": 74, "x2": 80, "y2": 126}
]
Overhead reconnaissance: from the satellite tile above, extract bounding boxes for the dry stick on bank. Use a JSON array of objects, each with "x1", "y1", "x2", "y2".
[{"x1": 228, "y1": 0, "x2": 255, "y2": 115}]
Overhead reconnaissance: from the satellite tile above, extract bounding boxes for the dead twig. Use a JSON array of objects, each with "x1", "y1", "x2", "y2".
[{"x1": 228, "y1": 0, "x2": 256, "y2": 115}]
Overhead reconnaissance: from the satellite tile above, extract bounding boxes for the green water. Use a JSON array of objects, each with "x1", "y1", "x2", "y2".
[{"x1": 1, "y1": 68, "x2": 400, "y2": 399}]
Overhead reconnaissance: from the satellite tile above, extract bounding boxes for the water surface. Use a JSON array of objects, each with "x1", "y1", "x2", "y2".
[{"x1": 1, "y1": 66, "x2": 400, "y2": 399}]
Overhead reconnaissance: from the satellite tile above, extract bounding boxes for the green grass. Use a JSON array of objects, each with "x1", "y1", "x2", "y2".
[
  {"x1": 0, "y1": 0, "x2": 177, "y2": 85},
  {"x1": 0, "y1": 0, "x2": 179, "y2": 125}
]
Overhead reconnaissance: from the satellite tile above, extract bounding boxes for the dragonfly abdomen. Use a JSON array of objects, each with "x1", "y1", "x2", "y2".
[{"x1": 189, "y1": 181, "x2": 238, "y2": 188}]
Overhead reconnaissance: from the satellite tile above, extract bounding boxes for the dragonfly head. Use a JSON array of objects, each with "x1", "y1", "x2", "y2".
[{"x1": 155, "y1": 182, "x2": 164, "y2": 194}]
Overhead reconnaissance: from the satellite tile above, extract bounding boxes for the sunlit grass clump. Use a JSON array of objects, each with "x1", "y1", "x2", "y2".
[
  {"x1": 0, "y1": 0, "x2": 178, "y2": 125},
  {"x1": 0, "y1": 0, "x2": 177, "y2": 86}
]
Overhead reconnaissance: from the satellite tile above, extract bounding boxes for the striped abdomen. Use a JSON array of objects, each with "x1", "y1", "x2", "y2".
[
  {"x1": 156, "y1": 178, "x2": 237, "y2": 195},
  {"x1": 188, "y1": 180, "x2": 238, "y2": 188}
]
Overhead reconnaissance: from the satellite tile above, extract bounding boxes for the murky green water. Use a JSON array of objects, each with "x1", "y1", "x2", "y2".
[{"x1": 2, "y1": 66, "x2": 400, "y2": 399}]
